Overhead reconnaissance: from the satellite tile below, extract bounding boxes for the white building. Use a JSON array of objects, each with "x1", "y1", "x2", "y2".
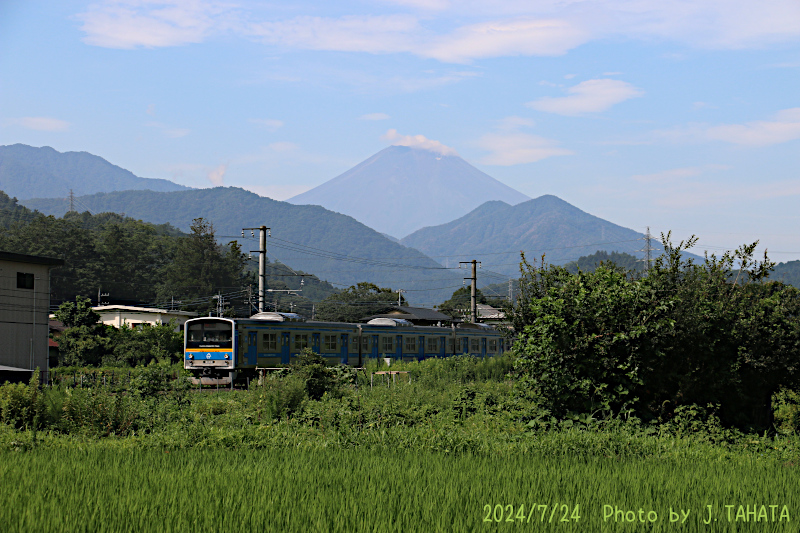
[{"x1": 92, "y1": 305, "x2": 196, "y2": 330}]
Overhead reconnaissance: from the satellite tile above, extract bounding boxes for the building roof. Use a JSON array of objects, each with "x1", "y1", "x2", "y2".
[
  {"x1": 92, "y1": 305, "x2": 196, "y2": 316},
  {"x1": 477, "y1": 303, "x2": 506, "y2": 320},
  {"x1": 0, "y1": 251, "x2": 64, "y2": 266},
  {"x1": 364, "y1": 305, "x2": 452, "y2": 322}
]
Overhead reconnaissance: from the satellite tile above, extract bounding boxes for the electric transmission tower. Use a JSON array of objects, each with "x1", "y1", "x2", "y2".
[{"x1": 638, "y1": 226, "x2": 655, "y2": 270}]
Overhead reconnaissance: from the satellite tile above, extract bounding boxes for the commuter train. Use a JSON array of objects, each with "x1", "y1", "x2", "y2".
[{"x1": 184, "y1": 312, "x2": 506, "y2": 385}]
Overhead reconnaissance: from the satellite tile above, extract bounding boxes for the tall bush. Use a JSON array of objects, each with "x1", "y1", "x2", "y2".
[{"x1": 510, "y1": 235, "x2": 800, "y2": 430}]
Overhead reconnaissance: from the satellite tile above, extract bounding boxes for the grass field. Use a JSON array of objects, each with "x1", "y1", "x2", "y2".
[
  {"x1": 2, "y1": 356, "x2": 800, "y2": 532},
  {"x1": 1, "y1": 449, "x2": 797, "y2": 532}
]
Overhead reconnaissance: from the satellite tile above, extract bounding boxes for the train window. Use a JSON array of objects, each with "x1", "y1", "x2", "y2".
[
  {"x1": 470, "y1": 338, "x2": 480, "y2": 353},
  {"x1": 426, "y1": 337, "x2": 438, "y2": 352},
  {"x1": 186, "y1": 320, "x2": 233, "y2": 348},
  {"x1": 381, "y1": 336, "x2": 394, "y2": 353},
  {"x1": 362, "y1": 337, "x2": 370, "y2": 350},
  {"x1": 404, "y1": 336, "x2": 416, "y2": 353},
  {"x1": 488, "y1": 339, "x2": 498, "y2": 353},
  {"x1": 294, "y1": 334, "x2": 309, "y2": 350},
  {"x1": 448, "y1": 338, "x2": 455, "y2": 353},
  {"x1": 323, "y1": 334, "x2": 337, "y2": 351},
  {"x1": 262, "y1": 333, "x2": 277, "y2": 352}
]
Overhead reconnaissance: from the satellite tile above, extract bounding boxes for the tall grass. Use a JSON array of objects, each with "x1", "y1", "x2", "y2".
[{"x1": 1, "y1": 448, "x2": 797, "y2": 532}]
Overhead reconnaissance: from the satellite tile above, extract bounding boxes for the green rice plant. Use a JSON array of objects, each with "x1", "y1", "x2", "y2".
[{"x1": 0, "y1": 448, "x2": 797, "y2": 532}]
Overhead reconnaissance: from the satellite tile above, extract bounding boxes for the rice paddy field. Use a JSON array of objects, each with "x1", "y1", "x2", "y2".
[
  {"x1": 1, "y1": 448, "x2": 798, "y2": 532},
  {"x1": 3, "y1": 357, "x2": 800, "y2": 532}
]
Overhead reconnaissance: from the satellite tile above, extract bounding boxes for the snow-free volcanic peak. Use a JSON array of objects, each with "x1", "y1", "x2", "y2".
[{"x1": 287, "y1": 145, "x2": 530, "y2": 238}]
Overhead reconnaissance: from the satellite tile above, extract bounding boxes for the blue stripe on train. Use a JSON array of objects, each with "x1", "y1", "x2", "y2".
[{"x1": 186, "y1": 351, "x2": 232, "y2": 360}]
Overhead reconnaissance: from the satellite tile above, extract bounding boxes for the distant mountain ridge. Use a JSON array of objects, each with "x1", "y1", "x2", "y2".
[
  {"x1": 22, "y1": 187, "x2": 464, "y2": 306},
  {"x1": 0, "y1": 144, "x2": 190, "y2": 199},
  {"x1": 288, "y1": 145, "x2": 530, "y2": 238},
  {"x1": 401, "y1": 195, "x2": 652, "y2": 277}
]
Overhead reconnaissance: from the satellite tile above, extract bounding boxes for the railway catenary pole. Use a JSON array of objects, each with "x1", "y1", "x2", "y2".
[
  {"x1": 259, "y1": 225, "x2": 267, "y2": 312},
  {"x1": 460, "y1": 260, "x2": 481, "y2": 323},
  {"x1": 242, "y1": 225, "x2": 270, "y2": 313}
]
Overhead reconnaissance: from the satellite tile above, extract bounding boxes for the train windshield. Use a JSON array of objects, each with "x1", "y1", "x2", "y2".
[{"x1": 186, "y1": 320, "x2": 233, "y2": 348}]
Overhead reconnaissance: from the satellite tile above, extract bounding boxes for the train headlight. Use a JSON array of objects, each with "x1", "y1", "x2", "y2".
[
  {"x1": 187, "y1": 354, "x2": 193, "y2": 360},
  {"x1": 224, "y1": 353, "x2": 230, "y2": 359}
]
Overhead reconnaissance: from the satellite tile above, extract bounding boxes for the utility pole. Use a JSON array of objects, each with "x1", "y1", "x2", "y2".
[
  {"x1": 638, "y1": 226, "x2": 654, "y2": 270},
  {"x1": 243, "y1": 225, "x2": 270, "y2": 313},
  {"x1": 508, "y1": 279, "x2": 513, "y2": 303},
  {"x1": 460, "y1": 260, "x2": 481, "y2": 323},
  {"x1": 397, "y1": 289, "x2": 406, "y2": 306}
]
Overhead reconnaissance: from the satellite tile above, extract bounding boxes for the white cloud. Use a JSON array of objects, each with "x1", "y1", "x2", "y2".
[
  {"x1": 527, "y1": 78, "x2": 644, "y2": 116},
  {"x1": 243, "y1": 184, "x2": 311, "y2": 201},
  {"x1": 146, "y1": 104, "x2": 156, "y2": 115},
  {"x1": 74, "y1": 0, "x2": 800, "y2": 61},
  {"x1": 477, "y1": 132, "x2": 572, "y2": 165},
  {"x1": 249, "y1": 118, "x2": 284, "y2": 131},
  {"x1": 422, "y1": 18, "x2": 589, "y2": 63},
  {"x1": 632, "y1": 164, "x2": 730, "y2": 183},
  {"x1": 9, "y1": 117, "x2": 70, "y2": 131},
  {"x1": 207, "y1": 163, "x2": 226, "y2": 186},
  {"x1": 359, "y1": 113, "x2": 391, "y2": 120},
  {"x1": 659, "y1": 108, "x2": 800, "y2": 146},
  {"x1": 247, "y1": 15, "x2": 420, "y2": 54},
  {"x1": 705, "y1": 108, "x2": 800, "y2": 146},
  {"x1": 381, "y1": 129, "x2": 458, "y2": 156},
  {"x1": 496, "y1": 116, "x2": 534, "y2": 130},
  {"x1": 76, "y1": 0, "x2": 236, "y2": 49},
  {"x1": 268, "y1": 141, "x2": 299, "y2": 152}
]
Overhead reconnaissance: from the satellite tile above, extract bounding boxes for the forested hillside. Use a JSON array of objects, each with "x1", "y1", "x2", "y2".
[
  {"x1": 0, "y1": 192, "x2": 337, "y2": 313},
  {"x1": 23, "y1": 187, "x2": 462, "y2": 306},
  {"x1": 400, "y1": 195, "x2": 653, "y2": 277}
]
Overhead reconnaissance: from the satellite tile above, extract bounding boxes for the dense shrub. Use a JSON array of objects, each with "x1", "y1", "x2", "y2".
[
  {"x1": 510, "y1": 235, "x2": 800, "y2": 431},
  {"x1": 0, "y1": 371, "x2": 46, "y2": 429}
]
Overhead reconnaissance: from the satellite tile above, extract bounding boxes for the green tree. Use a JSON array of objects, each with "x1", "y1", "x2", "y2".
[
  {"x1": 314, "y1": 282, "x2": 404, "y2": 322},
  {"x1": 157, "y1": 218, "x2": 247, "y2": 310},
  {"x1": 54, "y1": 297, "x2": 111, "y2": 366},
  {"x1": 109, "y1": 322, "x2": 184, "y2": 366},
  {"x1": 510, "y1": 234, "x2": 800, "y2": 431}
]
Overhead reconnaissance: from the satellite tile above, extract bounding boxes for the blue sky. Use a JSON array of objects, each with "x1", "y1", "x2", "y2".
[{"x1": 2, "y1": 0, "x2": 799, "y2": 261}]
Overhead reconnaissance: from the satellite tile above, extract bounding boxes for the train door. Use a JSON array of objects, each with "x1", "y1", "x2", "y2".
[
  {"x1": 340, "y1": 333, "x2": 349, "y2": 365},
  {"x1": 280, "y1": 332, "x2": 290, "y2": 364},
  {"x1": 462, "y1": 337, "x2": 469, "y2": 355},
  {"x1": 247, "y1": 331, "x2": 258, "y2": 366},
  {"x1": 439, "y1": 336, "x2": 446, "y2": 358},
  {"x1": 481, "y1": 337, "x2": 487, "y2": 358},
  {"x1": 393, "y1": 335, "x2": 401, "y2": 360},
  {"x1": 418, "y1": 336, "x2": 425, "y2": 361},
  {"x1": 369, "y1": 335, "x2": 378, "y2": 359},
  {"x1": 312, "y1": 333, "x2": 321, "y2": 354}
]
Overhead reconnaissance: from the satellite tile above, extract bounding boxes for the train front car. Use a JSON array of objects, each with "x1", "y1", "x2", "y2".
[{"x1": 184, "y1": 317, "x2": 237, "y2": 385}]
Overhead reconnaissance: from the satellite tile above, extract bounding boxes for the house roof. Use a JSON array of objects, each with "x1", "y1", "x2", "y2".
[
  {"x1": 477, "y1": 304, "x2": 506, "y2": 320},
  {"x1": 92, "y1": 305, "x2": 196, "y2": 317},
  {"x1": 0, "y1": 251, "x2": 64, "y2": 266}
]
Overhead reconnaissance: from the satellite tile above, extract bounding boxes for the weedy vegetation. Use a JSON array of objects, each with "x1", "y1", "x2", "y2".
[{"x1": 2, "y1": 235, "x2": 800, "y2": 531}]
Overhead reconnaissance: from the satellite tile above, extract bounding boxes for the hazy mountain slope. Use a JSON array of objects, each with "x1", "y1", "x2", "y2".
[
  {"x1": 23, "y1": 187, "x2": 463, "y2": 305},
  {"x1": 0, "y1": 144, "x2": 189, "y2": 199},
  {"x1": 401, "y1": 195, "x2": 650, "y2": 277},
  {"x1": 288, "y1": 145, "x2": 530, "y2": 238}
]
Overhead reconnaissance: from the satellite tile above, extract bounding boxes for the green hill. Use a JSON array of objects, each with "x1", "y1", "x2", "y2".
[
  {"x1": 22, "y1": 187, "x2": 463, "y2": 306},
  {"x1": 401, "y1": 195, "x2": 653, "y2": 277}
]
